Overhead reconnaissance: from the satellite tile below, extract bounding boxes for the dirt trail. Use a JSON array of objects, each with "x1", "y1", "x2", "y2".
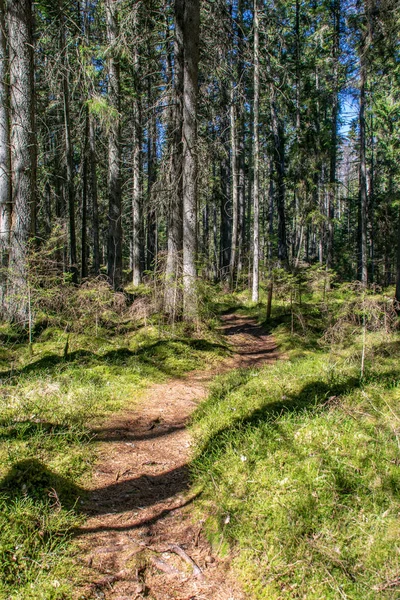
[{"x1": 77, "y1": 314, "x2": 278, "y2": 600}]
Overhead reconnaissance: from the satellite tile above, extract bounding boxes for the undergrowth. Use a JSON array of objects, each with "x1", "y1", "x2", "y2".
[
  {"x1": 191, "y1": 280, "x2": 400, "y2": 599},
  {"x1": 0, "y1": 302, "x2": 227, "y2": 599},
  {"x1": 2, "y1": 270, "x2": 399, "y2": 599}
]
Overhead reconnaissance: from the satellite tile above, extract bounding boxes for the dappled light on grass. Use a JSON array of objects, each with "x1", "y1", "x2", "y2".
[
  {"x1": 191, "y1": 350, "x2": 400, "y2": 599},
  {"x1": 0, "y1": 322, "x2": 228, "y2": 599}
]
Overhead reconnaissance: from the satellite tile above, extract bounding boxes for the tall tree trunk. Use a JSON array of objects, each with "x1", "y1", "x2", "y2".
[
  {"x1": 230, "y1": 89, "x2": 239, "y2": 288},
  {"x1": 146, "y1": 98, "x2": 157, "y2": 271},
  {"x1": 295, "y1": 0, "x2": 301, "y2": 134},
  {"x1": 292, "y1": 0, "x2": 301, "y2": 265},
  {"x1": 252, "y1": 0, "x2": 260, "y2": 302},
  {"x1": 369, "y1": 113, "x2": 375, "y2": 282},
  {"x1": 270, "y1": 87, "x2": 288, "y2": 267},
  {"x1": 7, "y1": 0, "x2": 36, "y2": 324},
  {"x1": 105, "y1": 0, "x2": 122, "y2": 290},
  {"x1": 81, "y1": 110, "x2": 89, "y2": 279},
  {"x1": 237, "y1": 116, "x2": 245, "y2": 281},
  {"x1": 212, "y1": 161, "x2": 218, "y2": 282},
  {"x1": 219, "y1": 87, "x2": 231, "y2": 280},
  {"x1": 182, "y1": 0, "x2": 200, "y2": 319},
  {"x1": 131, "y1": 111, "x2": 142, "y2": 286},
  {"x1": 245, "y1": 107, "x2": 252, "y2": 282},
  {"x1": 220, "y1": 143, "x2": 231, "y2": 279},
  {"x1": 358, "y1": 34, "x2": 368, "y2": 286},
  {"x1": 236, "y1": 0, "x2": 245, "y2": 282},
  {"x1": 268, "y1": 159, "x2": 274, "y2": 261},
  {"x1": 89, "y1": 115, "x2": 100, "y2": 275},
  {"x1": 396, "y1": 208, "x2": 400, "y2": 305},
  {"x1": 326, "y1": 0, "x2": 340, "y2": 277},
  {"x1": 165, "y1": 0, "x2": 184, "y2": 313},
  {"x1": 132, "y1": 47, "x2": 142, "y2": 287},
  {"x1": 0, "y1": 0, "x2": 11, "y2": 310},
  {"x1": 59, "y1": 0, "x2": 78, "y2": 282}
]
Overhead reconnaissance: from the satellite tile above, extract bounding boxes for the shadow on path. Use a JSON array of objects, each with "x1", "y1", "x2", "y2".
[{"x1": 0, "y1": 314, "x2": 279, "y2": 540}]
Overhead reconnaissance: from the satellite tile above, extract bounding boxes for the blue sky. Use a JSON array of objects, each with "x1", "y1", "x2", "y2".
[{"x1": 340, "y1": 94, "x2": 358, "y2": 137}]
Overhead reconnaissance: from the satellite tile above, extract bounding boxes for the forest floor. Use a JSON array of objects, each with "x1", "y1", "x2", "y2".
[{"x1": 76, "y1": 313, "x2": 279, "y2": 600}]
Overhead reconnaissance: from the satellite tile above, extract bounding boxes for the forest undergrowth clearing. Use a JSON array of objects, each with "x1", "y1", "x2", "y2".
[
  {"x1": 75, "y1": 313, "x2": 278, "y2": 599},
  {"x1": 191, "y1": 305, "x2": 400, "y2": 599},
  {"x1": 1, "y1": 282, "x2": 400, "y2": 599}
]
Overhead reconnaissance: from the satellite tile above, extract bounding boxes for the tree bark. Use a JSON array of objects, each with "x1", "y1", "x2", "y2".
[
  {"x1": 0, "y1": 0, "x2": 11, "y2": 310},
  {"x1": 132, "y1": 46, "x2": 142, "y2": 287},
  {"x1": 230, "y1": 87, "x2": 239, "y2": 288},
  {"x1": 81, "y1": 109, "x2": 89, "y2": 279},
  {"x1": 236, "y1": 0, "x2": 245, "y2": 282},
  {"x1": 369, "y1": 113, "x2": 375, "y2": 282},
  {"x1": 132, "y1": 104, "x2": 142, "y2": 285},
  {"x1": 182, "y1": 0, "x2": 200, "y2": 319},
  {"x1": 252, "y1": 0, "x2": 260, "y2": 302},
  {"x1": 146, "y1": 96, "x2": 157, "y2": 271},
  {"x1": 358, "y1": 26, "x2": 368, "y2": 287},
  {"x1": 270, "y1": 87, "x2": 288, "y2": 268},
  {"x1": 237, "y1": 116, "x2": 245, "y2": 280},
  {"x1": 165, "y1": 0, "x2": 184, "y2": 313},
  {"x1": 212, "y1": 161, "x2": 218, "y2": 282},
  {"x1": 105, "y1": 0, "x2": 122, "y2": 290},
  {"x1": 220, "y1": 146, "x2": 231, "y2": 279},
  {"x1": 59, "y1": 0, "x2": 78, "y2": 282},
  {"x1": 7, "y1": 0, "x2": 36, "y2": 324},
  {"x1": 88, "y1": 114, "x2": 100, "y2": 275},
  {"x1": 396, "y1": 208, "x2": 400, "y2": 305},
  {"x1": 326, "y1": 0, "x2": 340, "y2": 277}
]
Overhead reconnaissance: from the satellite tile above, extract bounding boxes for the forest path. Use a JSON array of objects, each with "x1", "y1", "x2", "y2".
[{"x1": 76, "y1": 314, "x2": 278, "y2": 600}]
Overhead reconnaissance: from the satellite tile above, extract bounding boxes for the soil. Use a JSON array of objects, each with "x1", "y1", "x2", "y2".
[{"x1": 76, "y1": 314, "x2": 278, "y2": 600}]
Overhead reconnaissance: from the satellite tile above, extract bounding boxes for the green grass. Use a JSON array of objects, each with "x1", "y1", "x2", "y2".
[
  {"x1": 2, "y1": 277, "x2": 398, "y2": 598},
  {"x1": 191, "y1": 301, "x2": 400, "y2": 598},
  {"x1": 0, "y1": 321, "x2": 227, "y2": 599}
]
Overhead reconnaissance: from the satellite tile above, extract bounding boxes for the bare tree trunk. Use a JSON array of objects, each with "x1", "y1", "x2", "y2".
[
  {"x1": 59, "y1": 0, "x2": 78, "y2": 282},
  {"x1": 369, "y1": 113, "x2": 375, "y2": 282},
  {"x1": 326, "y1": 0, "x2": 340, "y2": 279},
  {"x1": 236, "y1": 0, "x2": 245, "y2": 283},
  {"x1": 268, "y1": 159, "x2": 274, "y2": 261},
  {"x1": 0, "y1": 0, "x2": 11, "y2": 310},
  {"x1": 165, "y1": 0, "x2": 184, "y2": 313},
  {"x1": 245, "y1": 107, "x2": 253, "y2": 283},
  {"x1": 396, "y1": 208, "x2": 400, "y2": 305},
  {"x1": 220, "y1": 112, "x2": 231, "y2": 279},
  {"x1": 132, "y1": 47, "x2": 142, "y2": 287},
  {"x1": 266, "y1": 280, "x2": 273, "y2": 320},
  {"x1": 252, "y1": 0, "x2": 260, "y2": 303},
  {"x1": 132, "y1": 97, "x2": 142, "y2": 286},
  {"x1": 146, "y1": 98, "x2": 157, "y2": 271},
  {"x1": 212, "y1": 161, "x2": 218, "y2": 282},
  {"x1": 7, "y1": 0, "x2": 36, "y2": 324},
  {"x1": 105, "y1": 0, "x2": 122, "y2": 290},
  {"x1": 81, "y1": 109, "x2": 89, "y2": 279},
  {"x1": 230, "y1": 87, "x2": 239, "y2": 288},
  {"x1": 358, "y1": 33, "x2": 368, "y2": 287},
  {"x1": 182, "y1": 0, "x2": 200, "y2": 319},
  {"x1": 270, "y1": 89, "x2": 288, "y2": 268},
  {"x1": 237, "y1": 117, "x2": 245, "y2": 281},
  {"x1": 89, "y1": 115, "x2": 100, "y2": 275},
  {"x1": 202, "y1": 202, "x2": 210, "y2": 273},
  {"x1": 295, "y1": 0, "x2": 301, "y2": 134}
]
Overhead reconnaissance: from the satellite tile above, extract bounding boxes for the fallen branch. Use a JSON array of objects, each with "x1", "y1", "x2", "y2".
[
  {"x1": 373, "y1": 577, "x2": 400, "y2": 592},
  {"x1": 150, "y1": 556, "x2": 182, "y2": 576},
  {"x1": 168, "y1": 544, "x2": 204, "y2": 579}
]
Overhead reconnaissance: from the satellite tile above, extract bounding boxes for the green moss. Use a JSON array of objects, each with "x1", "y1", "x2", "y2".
[
  {"x1": 0, "y1": 321, "x2": 227, "y2": 599},
  {"x1": 191, "y1": 290, "x2": 400, "y2": 599}
]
